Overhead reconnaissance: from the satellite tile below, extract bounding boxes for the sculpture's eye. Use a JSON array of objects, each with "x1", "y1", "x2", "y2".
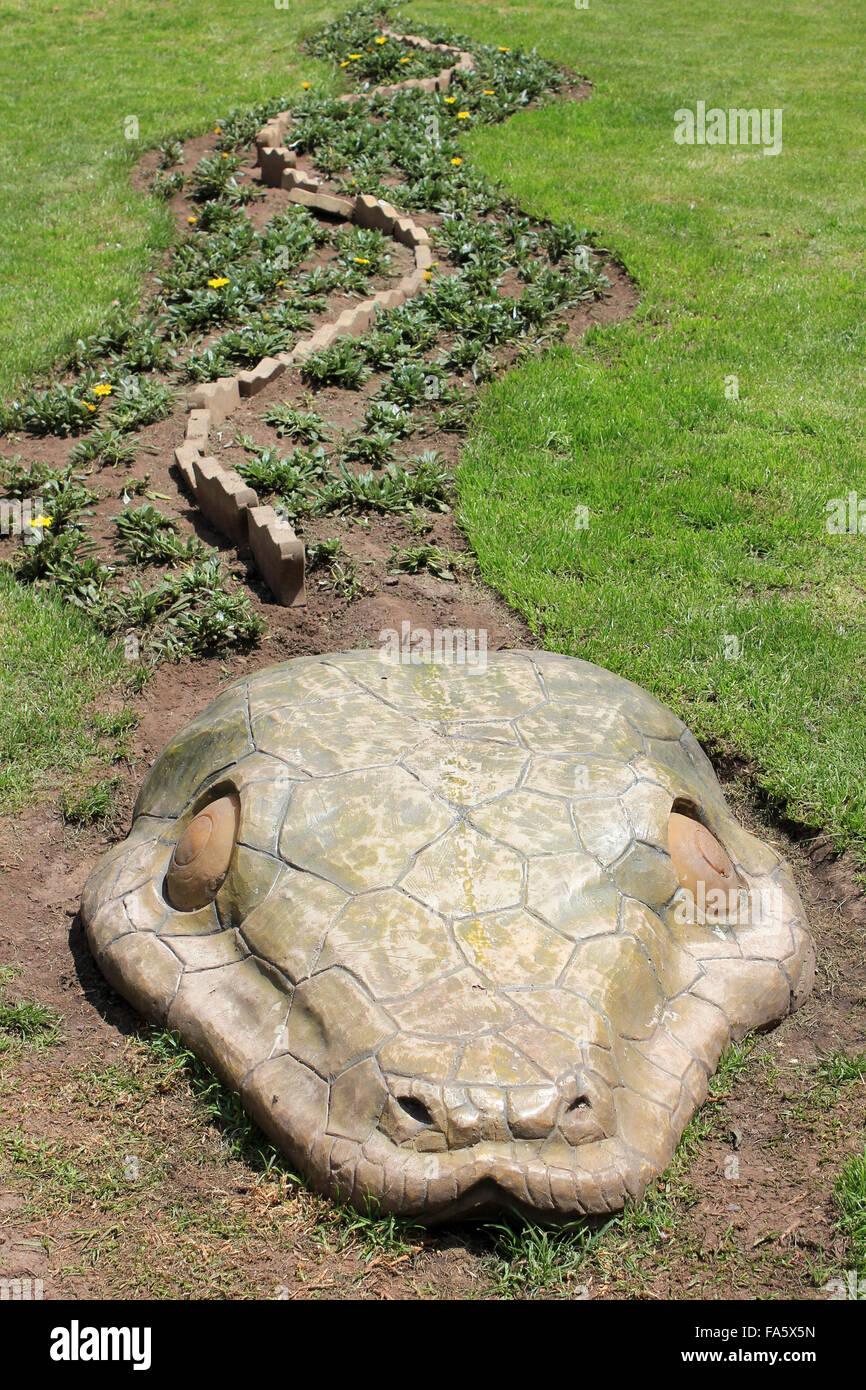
[
  {"x1": 165, "y1": 793, "x2": 239, "y2": 911},
  {"x1": 668, "y1": 809, "x2": 740, "y2": 915}
]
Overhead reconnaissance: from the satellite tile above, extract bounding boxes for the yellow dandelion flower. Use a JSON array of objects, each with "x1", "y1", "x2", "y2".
[
  {"x1": 375, "y1": 36, "x2": 387, "y2": 44},
  {"x1": 450, "y1": 156, "x2": 462, "y2": 166},
  {"x1": 399, "y1": 56, "x2": 410, "y2": 63},
  {"x1": 339, "y1": 60, "x2": 350, "y2": 68},
  {"x1": 207, "y1": 276, "x2": 230, "y2": 289},
  {"x1": 457, "y1": 111, "x2": 470, "y2": 119},
  {"x1": 353, "y1": 257, "x2": 371, "y2": 264},
  {"x1": 483, "y1": 89, "x2": 495, "y2": 95},
  {"x1": 422, "y1": 271, "x2": 433, "y2": 281},
  {"x1": 220, "y1": 151, "x2": 229, "y2": 158},
  {"x1": 214, "y1": 126, "x2": 222, "y2": 134},
  {"x1": 93, "y1": 384, "x2": 113, "y2": 397},
  {"x1": 187, "y1": 215, "x2": 198, "y2": 224},
  {"x1": 348, "y1": 53, "x2": 362, "y2": 60},
  {"x1": 301, "y1": 81, "x2": 311, "y2": 89},
  {"x1": 85, "y1": 402, "x2": 97, "y2": 412},
  {"x1": 29, "y1": 514, "x2": 53, "y2": 529},
  {"x1": 498, "y1": 46, "x2": 511, "y2": 52},
  {"x1": 443, "y1": 96, "x2": 456, "y2": 104}
]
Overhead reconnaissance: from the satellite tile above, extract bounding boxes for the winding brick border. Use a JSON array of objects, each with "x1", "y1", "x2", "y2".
[{"x1": 176, "y1": 35, "x2": 476, "y2": 609}]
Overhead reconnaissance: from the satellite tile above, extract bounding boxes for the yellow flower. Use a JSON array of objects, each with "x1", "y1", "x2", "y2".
[
  {"x1": 457, "y1": 111, "x2": 470, "y2": 119},
  {"x1": 498, "y1": 46, "x2": 511, "y2": 52},
  {"x1": 93, "y1": 383, "x2": 113, "y2": 396},
  {"x1": 422, "y1": 271, "x2": 433, "y2": 281},
  {"x1": 450, "y1": 156, "x2": 462, "y2": 166},
  {"x1": 483, "y1": 89, "x2": 495, "y2": 95},
  {"x1": 85, "y1": 402, "x2": 97, "y2": 411},
  {"x1": 207, "y1": 276, "x2": 230, "y2": 289},
  {"x1": 399, "y1": 56, "x2": 410, "y2": 63},
  {"x1": 353, "y1": 257, "x2": 370, "y2": 264},
  {"x1": 29, "y1": 514, "x2": 52, "y2": 529},
  {"x1": 276, "y1": 279, "x2": 285, "y2": 286},
  {"x1": 187, "y1": 215, "x2": 198, "y2": 224},
  {"x1": 220, "y1": 151, "x2": 229, "y2": 158},
  {"x1": 443, "y1": 96, "x2": 456, "y2": 104},
  {"x1": 214, "y1": 126, "x2": 222, "y2": 134},
  {"x1": 348, "y1": 53, "x2": 362, "y2": 60},
  {"x1": 375, "y1": 36, "x2": 386, "y2": 44},
  {"x1": 339, "y1": 60, "x2": 350, "y2": 68},
  {"x1": 301, "y1": 81, "x2": 311, "y2": 89}
]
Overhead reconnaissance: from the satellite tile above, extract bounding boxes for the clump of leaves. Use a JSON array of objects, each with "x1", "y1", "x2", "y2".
[
  {"x1": 70, "y1": 427, "x2": 137, "y2": 468},
  {"x1": 152, "y1": 169, "x2": 185, "y2": 200},
  {"x1": 13, "y1": 530, "x2": 113, "y2": 607},
  {"x1": 0, "y1": 456, "x2": 62, "y2": 497},
  {"x1": 308, "y1": 454, "x2": 453, "y2": 518},
  {"x1": 115, "y1": 505, "x2": 205, "y2": 566},
  {"x1": 189, "y1": 152, "x2": 261, "y2": 205},
  {"x1": 105, "y1": 376, "x2": 175, "y2": 433},
  {"x1": 235, "y1": 440, "x2": 329, "y2": 499},
  {"x1": 306, "y1": 537, "x2": 344, "y2": 569},
  {"x1": 380, "y1": 360, "x2": 452, "y2": 407},
  {"x1": 302, "y1": 338, "x2": 372, "y2": 390},
  {"x1": 0, "y1": 381, "x2": 101, "y2": 437},
  {"x1": 158, "y1": 137, "x2": 185, "y2": 168},
  {"x1": 389, "y1": 543, "x2": 473, "y2": 581},
  {"x1": 261, "y1": 403, "x2": 330, "y2": 442},
  {"x1": 340, "y1": 427, "x2": 398, "y2": 467},
  {"x1": 364, "y1": 400, "x2": 415, "y2": 437}
]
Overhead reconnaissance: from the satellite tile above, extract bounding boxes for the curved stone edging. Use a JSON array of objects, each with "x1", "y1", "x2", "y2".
[{"x1": 175, "y1": 34, "x2": 476, "y2": 610}]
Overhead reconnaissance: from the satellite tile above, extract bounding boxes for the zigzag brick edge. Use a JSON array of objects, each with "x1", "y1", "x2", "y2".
[{"x1": 175, "y1": 35, "x2": 475, "y2": 609}]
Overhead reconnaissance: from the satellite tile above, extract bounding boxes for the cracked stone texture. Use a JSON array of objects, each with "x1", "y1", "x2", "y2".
[{"x1": 81, "y1": 648, "x2": 815, "y2": 1222}]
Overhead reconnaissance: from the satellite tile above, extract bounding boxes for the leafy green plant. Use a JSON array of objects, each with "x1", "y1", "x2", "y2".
[
  {"x1": 389, "y1": 543, "x2": 473, "y2": 581},
  {"x1": 0, "y1": 381, "x2": 101, "y2": 436},
  {"x1": 70, "y1": 427, "x2": 137, "y2": 468},
  {"x1": 340, "y1": 427, "x2": 398, "y2": 467},
  {"x1": 302, "y1": 338, "x2": 372, "y2": 390},
  {"x1": 235, "y1": 441, "x2": 329, "y2": 499},
  {"x1": 115, "y1": 505, "x2": 205, "y2": 566},
  {"x1": 106, "y1": 377, "x2": 175, "y2": 433},
  {"x1": 158, "y1": 137, "x2": 184, "y2": 168},
  {"x1": 151, "y1": 169, "x2": 185, "y2": 200},
  {"x1": 260, "y1": 403, "x2": 329, "y2": 442}
]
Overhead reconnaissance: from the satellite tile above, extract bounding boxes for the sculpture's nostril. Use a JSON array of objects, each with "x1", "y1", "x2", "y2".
[
  {"x1": 558, "y1": 1072, "x2": 615, "y2": 1145},
  {"x1": 396, "y1": 1096, "x2": 433, "y2": 1127}
]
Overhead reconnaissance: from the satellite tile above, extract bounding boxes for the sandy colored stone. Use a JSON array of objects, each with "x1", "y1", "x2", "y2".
[
  {"x1": 525, "y1": 851, "x2": 619, "y2": 937},
  {"x1": 401, "y1": 735, "x2": 528, "y2": 806},
  {"x1": 318, "y1": 889, "x2": 462, "y2": 998},
  {"x1": 280, "y1": 766, "x2": 454, "y2": 894},
  {"x1": 454, "y1": 909, "x2": 573, "y2": 989},
  {"x1": 401, "y1": 821, "x2": 522, "y2": 917}
]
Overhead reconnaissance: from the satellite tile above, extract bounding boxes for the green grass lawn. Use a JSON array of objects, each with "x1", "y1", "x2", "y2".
[
  {"x1": 0, "y1": 570, "x2": 128, "y2": 812},
  {"x1": 445, "y1": 0, "x2": 866, "y2": 860},
  {"x1": 1, "y1": 0, "x2": 864, "y2": 867}
]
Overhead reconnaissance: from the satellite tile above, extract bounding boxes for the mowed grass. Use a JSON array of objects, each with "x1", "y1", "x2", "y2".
[
  {"x1": 0, "y1": 0, "x2": 864, "y2": 865},
  {"x1": 0, "y1": 570, "x2": 128, "y2": 812},
  {"x1": 0, "y1": 0, "x2": 341, "y2": 399},
  {"x1": 425, "y1": 0, "x2": 866, "y2": 859}
]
